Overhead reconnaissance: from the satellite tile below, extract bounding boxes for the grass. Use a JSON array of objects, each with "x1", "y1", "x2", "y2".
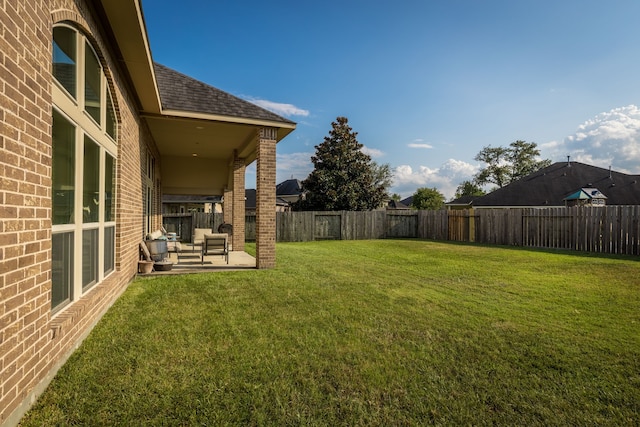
[{"x1": 21, "y1": 240, "x2": 640, "y2": 426}]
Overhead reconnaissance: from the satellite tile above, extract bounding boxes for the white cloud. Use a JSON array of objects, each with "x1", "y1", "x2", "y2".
[
  {"x1": 392, "y1": 159, "x2": 479, "y2": 200},
  {"x1": 545, "y1": 105, "x2": 640, "y2": 174},
  {"x1": 248, "y1": 98, "x2": 310, "y2": 117},
  {"x1": 276, "y1": 152, "x2": 313, "y2": 183},
  {"x1": 408, "y1": 143, "x2": 433, "y2": 149},
  {"x1": 362, "y1": 146, "x2": 385, "y2": 158}
]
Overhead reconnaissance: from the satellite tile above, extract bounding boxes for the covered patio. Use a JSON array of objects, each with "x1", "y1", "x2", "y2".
[{"x1": 101, "y1": 1, "x2": 296, "y2": 270}]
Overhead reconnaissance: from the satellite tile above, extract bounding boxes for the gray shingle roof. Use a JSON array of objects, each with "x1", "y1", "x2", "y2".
[
  {"x1": 472, "y1": 162, "x2": 640, "y2": 206},
  {"x1": 446, "y1": 195, "x2": 482, "y2": 206},
  {"x1": 153, "y1": 63, "x2": 295, "y2": 125},
  {"x1": 276, "y1": 179, "x2": 303, "y2": 196},
  {"x1": 244, "y1": 189, "x2": 289, "y2": 209}
]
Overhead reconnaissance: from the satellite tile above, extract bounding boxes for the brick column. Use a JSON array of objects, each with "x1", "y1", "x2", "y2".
[
  {"x1": 232, "y1": 155, "x2": 246, "y2": 252},
  {"x1": 223, "y1": 188, "x2": 233, "y2": 225},
  {"x1": 256, "y1": 127, "x2": 277, "y2": 269}
]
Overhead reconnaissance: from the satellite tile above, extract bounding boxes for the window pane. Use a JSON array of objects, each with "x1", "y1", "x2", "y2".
[
  {"x1": 84, "y1": 42, "x2": 101, "y2": 123},
  {"x1": 83, "y1": 136, "x2": 100, "y2": 223},
  {"x1": 82, "y1": 228, "x2": 98, "y2": 290},
  {"x1": 52, "y1": 232, "x2": 74, "y2": 311},
  {"x1": 106, "y1": 88, "x2": 116, "y2": 140},
  {"x1": 53, "y1": 26, "x2": 76, "y2": 98},
  {"x1": 52, "y1": 111, "x2": 75, "y2": 225},
  {"x1": 104, "y1": 225, "x2": 115, "y2": 274},
  {"x1": 105, "y1": 153, "x2": 115, "y2": 222}
]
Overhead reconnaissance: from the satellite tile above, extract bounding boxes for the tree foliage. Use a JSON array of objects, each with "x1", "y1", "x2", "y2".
[
  {"x1": 474, "y1": 140, "x2": 551, "y2": 188},
  {"x1": 411, "y1": 187, "x2": 445, "y2": 210},
  {"x1": 453, "y1": 180, "x2": 486, "y2": 200},
  {"x1": 296, "y1": 117, "x2": 391, "y2": 211}
]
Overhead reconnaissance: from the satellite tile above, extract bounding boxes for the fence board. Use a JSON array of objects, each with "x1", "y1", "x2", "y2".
[{"x1": 386, "y1": 211, "x2": 418, "y2": 238}]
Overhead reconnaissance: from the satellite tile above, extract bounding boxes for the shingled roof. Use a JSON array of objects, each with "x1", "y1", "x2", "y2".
[
  {"x1": 153, "y1": 63, "x2": 295, "y2": 125},
  {"x1": 244, "y1": 189, "x2": 289, "y2": 210},
  {"x1": 276, "y1": 179, "x2": 303, "y2": 197},
  {"x1": 472, "y1": 161, "x2": 640, "y2": 207}
]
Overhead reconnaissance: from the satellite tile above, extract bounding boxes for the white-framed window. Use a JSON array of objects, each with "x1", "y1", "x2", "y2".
[{"x1": 52, "y1": 23, "x2": 118, "y2": 313}]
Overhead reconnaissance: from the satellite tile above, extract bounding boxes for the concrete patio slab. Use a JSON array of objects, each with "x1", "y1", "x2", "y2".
[{"x1": 138, "y1": 250, "x2": 256, "y2": 276}]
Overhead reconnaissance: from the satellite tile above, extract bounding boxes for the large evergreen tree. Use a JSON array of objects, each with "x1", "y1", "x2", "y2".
[{"x1": 297, "y1": 117, "x2": 391, "y2": 211}]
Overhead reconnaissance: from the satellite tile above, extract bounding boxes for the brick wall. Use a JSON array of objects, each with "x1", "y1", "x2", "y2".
[
  {"x1": 231, "y1": 156, "x2": 246, "y2": 252},
  {"x1": 255, "y1": 128, "x2": 277, "y2": 269},
  {"x1": 0, "y1": 2, "x2": 155, "y2": 425},
  {"x1": 0, "y1": 1, "x2": 54, "y2": 423},
  {"x1": 223, "y1": 188, "x2": 233, "y2": 227}
]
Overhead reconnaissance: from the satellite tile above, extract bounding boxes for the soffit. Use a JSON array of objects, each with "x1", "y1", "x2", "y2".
[{"x1": 98, "y1": 0, "x2": 162, "y2": 113}]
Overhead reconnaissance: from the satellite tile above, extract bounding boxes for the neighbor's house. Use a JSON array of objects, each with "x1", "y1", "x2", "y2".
[
  {"x1": 446, "y1": 161, "x2": 640, "y2": 209},
  {"x1": 245, "y1": 189, "x2": 290, "y2": 214},
  {"x1": 164, "y1": 179, "x2": 302, "y2": 215},
  {"x1": 276, "y1": 178, "x2": 304, "y2": 204},
  {"x1": 162, "y1": 194, "x2": 223, "y2": 214},
  {"x1": 0, "y1": 1, "x2": 295, "y2": 425},
  {"x1": 386, "y1": 199, "x2": 410, "y2": 210}
]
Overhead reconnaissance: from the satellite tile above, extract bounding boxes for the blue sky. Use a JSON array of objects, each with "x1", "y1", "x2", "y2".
[{"x1": 142, "y1": 0, "x2": 640, "y2": 199}]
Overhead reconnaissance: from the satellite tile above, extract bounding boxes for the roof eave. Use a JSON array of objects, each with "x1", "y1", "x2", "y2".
[
  {"x1": 157, "y1": 109, "x2": 296, "y2": 134},
  {"x1": 98, "y1": 0, "x2": 162, "y2": 114}
]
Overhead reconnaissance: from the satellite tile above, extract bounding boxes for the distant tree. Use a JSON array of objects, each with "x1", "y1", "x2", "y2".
[
  {"x1": 410, "y1": 187, "x2": 445, "y2": 210},
  {"x1": 295, "y1": 117, "x2": 391, "y2": 211},
  {"x1": 474, "y1": 140, "x2": 551, "y2": 188},
  {"x1": 390, "y1": 193, "x2": 402, "y2": 202},
  {"x1": 372, "y1": 161, "x2": 393, "y2": 202},
  {"x1": 508, "y1": 140, "x2": 552, "y2": 182},
  {"x1": 453, "y1": 180, "x2": 486, "y2": 200}
]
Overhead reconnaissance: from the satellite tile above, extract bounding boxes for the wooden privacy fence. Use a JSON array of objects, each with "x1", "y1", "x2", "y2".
[{"x1": 164, "y1": 207, "x2": 640, "y2": 256}]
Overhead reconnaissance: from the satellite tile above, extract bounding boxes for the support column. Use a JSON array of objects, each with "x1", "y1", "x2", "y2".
[
  {"x1": 223, "y1": 188, "x2": 233, "y2": 225},
  {"x1": 232, "y1": 155, "x2": 246, "y2": 252},
  {"x1": 256, "y1": 127, "x2": 277, "y2": 269}
]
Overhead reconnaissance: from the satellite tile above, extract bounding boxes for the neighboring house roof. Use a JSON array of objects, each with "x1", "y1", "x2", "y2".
[
  {"x1": 244, "y1": 189, "x2": 289, "y2": 210},
  {"x1": 154, "y1": 63, "x2": 295, "y2": 125},
  {"x1": 471, "y1": 161, "x2": 640, "y2": 207},
  {"x1": 446, "y1": 195, "x2": 482, "y2": 207},
  {"x1": 276, "y1": 179, "x2": 303, "y2": 197},
  {"x1": 401, "y1": 196, "x2": 413, "y2": 207},
  {"x1": 387, "y1": 200, "x2": 410, "y2": 209}
]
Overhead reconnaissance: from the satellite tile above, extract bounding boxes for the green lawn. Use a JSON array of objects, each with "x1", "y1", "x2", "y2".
[{"x1": 22, "y1": 240, "x2": 640, "y2": 426}]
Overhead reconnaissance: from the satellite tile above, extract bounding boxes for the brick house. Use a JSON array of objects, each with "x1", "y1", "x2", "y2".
[{"x1": 0, "y1": 1, "x2": 294, "y2": 425}]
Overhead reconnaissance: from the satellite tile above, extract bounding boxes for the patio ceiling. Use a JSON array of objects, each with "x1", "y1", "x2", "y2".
[
  {"x1": 97, "y1": 0, "x2": 295, "y2": 196},
  {"x1": 143, "y1": 113, "x2": 294, "y2": 195}
]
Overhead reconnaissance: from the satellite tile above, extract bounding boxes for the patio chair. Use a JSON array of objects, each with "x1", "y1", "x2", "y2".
[
  {"x1": 192, "y1": 228, "x2": 211, "y2": 252},
  {"x1": 201, "y1": 233, "x2": 229, "y2": 265}
]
